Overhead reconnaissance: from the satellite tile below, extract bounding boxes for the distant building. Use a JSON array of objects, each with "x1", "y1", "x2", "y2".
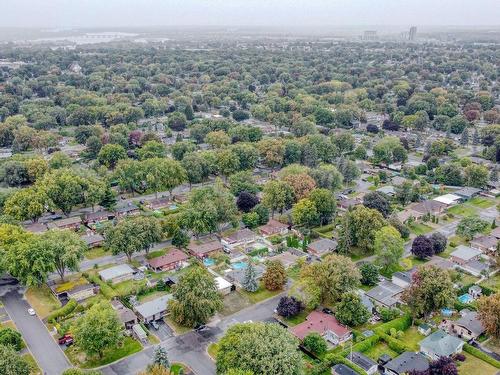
[
  {"x1": 363, "y1": 30, "x2": 378, "y2": 41},
  {"x1": 68, "y1": 62, "x2": 82, "y2": 74},
  {"x1": 98, "y1": 264, "x2": 135, "y2": 285},
  {"x1": 409, "y1": 26, "x2": 417, "y2": 41}
]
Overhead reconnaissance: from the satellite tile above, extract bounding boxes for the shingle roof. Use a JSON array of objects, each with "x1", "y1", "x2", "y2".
[
  {"x1": 455, "y1": 311, "x2": 485, "y2": 336},
  {"x1": 419, "y1": 330, "x2": 464, "y2": 357},
  {"x1": 450, "y1": 245, "x2": 482, "y2": 261},
  {"x1": 385, "y1": 352, "x2": 429, "y2": 374},
  {"x1": 308, "y1": 238, "x2": 337, "y2": 254},
  {"x1": 134, "y1": 294, "x2": 172, "y2": 319},
  {"x1": 98, "y1": 264, "x2": 134, "y2": 281},
  {"x1": 348, "y1": 352, "x2": 377, "y2": 371},
  {"x1": 147, "y1": 249, "x2": 188, "y2": 269},
  {"x1": 290, "y1": 311, "x2": 350, "y2": 341}
]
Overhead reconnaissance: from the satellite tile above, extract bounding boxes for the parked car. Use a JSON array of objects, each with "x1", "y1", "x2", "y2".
[
  {"x1": 194, "y1": 324, "x2": 207, "y2": 331},
  {"x1": 322, "y1": 308, "x2": 333, "y2": 315},
  {"x1": 58, "y1": 334, "x2": 73, "y2": 345},
  {"x1": 151, "y1": 321, "x2": 159, "y2": 330},
  {"x1": 27, "y1": 308, "x2": 36, "y2": 316}
]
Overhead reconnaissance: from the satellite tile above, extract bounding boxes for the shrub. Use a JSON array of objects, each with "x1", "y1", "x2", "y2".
[
  {"x1": 463, "y1": 343, "x2": 500, "y2": 368},
  {"x1": 303, "y1": 332, "x2": 327, "y2": 356},
  {"x1": 0, "y1": 327, "x2": 23, "y2": 351}
]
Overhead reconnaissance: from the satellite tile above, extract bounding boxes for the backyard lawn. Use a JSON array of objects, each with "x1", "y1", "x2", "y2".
[
  {"x1": 363, "y1": 341, "x2": 399, "y2": 361},
  {"x1": 447, "y1": 204, "x2": 477, "y2": 217},
  {"x1": 113, "y1": 279, "x2": 148, "y2": 297},
  {"x1": 468, "y1": 197, "x2": 495, "y2": 209},
  {"x1": 84, "y1": 246, "x2": 111, "y2": 260},
  {"x1": 457, "y1": 353, "x2": 498, "y2": 375},
  {"x1": 408, "y1": 222, "x2": 433, "y2": 235},
  {"x1": 399, "y1": 326, "x2": 425, "y2": 351},
  {"x1": 25, "y1": 285, "x2": 61, "y2": 319},
  {"x1": 219, "y1": 291, "x2": 252, "y2": 316},
  {"x1": 480, "y1": 273, "x2": 500, "y2": 291},
  {"x1": 282, "y1": 309, "x2": 310, "y2": 327},
  {"x1": 66, "y1": 336, "x2": 142, "y2": 368}
]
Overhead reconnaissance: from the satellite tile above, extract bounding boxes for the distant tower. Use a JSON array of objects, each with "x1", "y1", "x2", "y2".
[
  {"x1": 363, "y1": 30, "x2": 378, "y2": 41},
  {"x1": 409, "y1": 26, "x2": 417, "y2": 41}
]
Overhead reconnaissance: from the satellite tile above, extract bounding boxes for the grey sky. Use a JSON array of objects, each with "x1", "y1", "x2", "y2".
[{"x1": 1, "y1": 0, "x2": 499, "y2": 28}]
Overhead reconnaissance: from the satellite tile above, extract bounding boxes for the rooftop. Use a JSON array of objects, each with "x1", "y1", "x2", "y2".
[
  {"x1": 347, "y1": 352, "x2": 377, "y2": 371},
  {"x1": 433, "y1": 193, "x2": 461, "y2": 205},
  {"x1": 385, "y1": 352, "x2": 429, "y2": 374},
  {"x1": 98, "y1": 264, "x2": 134, "y2": 281},
  {"x1": 419, "y1": 330, "x2": 464, "y2": 357},
  {"x1": 450, "y1": 245, "x2": 482, "y2": 261},
  {"x1": 454, "y1": 311, "x2": 485, "y2": 336},
  {"x1": 187, "y1": 240, "x2": 223, "y2": 255},
  {"x1": 134, "y1": 294, "x2": 172, "y2": 318},
  {"x1": 290, "y1": 311, "x2": 350, "y2": 341},
  {"x1": 307, "y1": 238, "x2": 337, "y2": 254},
  {"x1": 148, "y1": 249, "x2": 189, "y2": 269}
]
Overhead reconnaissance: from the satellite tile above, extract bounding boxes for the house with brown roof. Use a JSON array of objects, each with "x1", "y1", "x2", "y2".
[
  {"x1": 411, "y1": 200, "x2": 448, "y2": 217},
  {"x1": 47, "y1": 216, "x2": 82, "y2": 230},
  {"x1": 258, "y1": 219, "x2": 289, "y2": 237},
  {"x1": 23, "y1": 222, "x2": 48, "y2": 234},
  {"x1": 450, "y1": 310, "x2": 485, "y2": 340},
  {"x1": 85, "y1": 210, "x2": 113, "y2": 225},
  {"x1": 470, "y1": 235, "x2": 497, "y2": 254},
  {"x1": 111, "y1": 299, "x2": 137, "y2": 329},
  {"x1": 147, "y1": 249, "x2": 189, "y2": 272},
  {"x1": 307, "y1": 238, "x2": 337, "y2": 257},
  {"x1": 290, "y1": 311, "x2": 351, "y2": 346},
  {"x1": 81, "y1": 233, "x2": 105, "y2": 248},
  {"x1": 145, "y1": 197, "x2": 171, "y2": 211},
  {"x1": 221, "y1": 228, "x2": 257, "y2": 247},
  {"x1": 187, "y1": 240, "x2": 223, "y2": 259}
]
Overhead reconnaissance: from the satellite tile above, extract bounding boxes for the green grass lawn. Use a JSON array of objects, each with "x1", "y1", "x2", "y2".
[
  {"x1": 219, "y1": 291, "x2": 252, "y2": 316},
  {"x1": 447, "y1": 204, "x2": 477, "y2": 217},
  {"x1": 468, "y1": 197, "x2": 494, "y2": 209},
  {"x1": 170, "y1": 363, "x2": 189, "y2": 375},
  {"x1": 458, "y1": 353, "x2": 498, "y2": 375},
  {"x1": 240, "y1": 284, "x2": 282, "y2": 304},
  {"x1": 207, "y1": 342, "x2": 219, "y2": 360},
  {"x1": 399, "y1": 326, "x2": 425, "y2": 351},
  {"x1": 287, "y1": 264, "x2": 301, "y2": 281},
  {"x1": 349, "y1": 247, "x2": 373, "y2": 262},
  {"x1": 283, "y1": 309, "x2": 310, "y2": 327},
  {"x1": 25, "y1": 285, "x2": 61, "y2": 319},
  {"x1": 84, "y1": 246, "x2": 111, "y2": 260},
  {"x1": 66, "y1": 336, "x2": 142, "y2": 368},
  {"x1": 137, "y1": 290, "x2": 169, "y2": 303},
  {"x1": 408, "y1": 222, "x2": 434, "y2": 235},
  {"x1": 164, "y1": 316, "x2": 192, "y2": 335},
  {"x1": 22, "y1": 353, "x2": 42, "y2": 375},
  {"x1": 480, "y1": 274, "x2": 500, "y2": 292},
  {"x1": 363, "y1": 341, "x2": 399, "y2": 361},
  {"x1": 113, "y1": 279, "x2": 147, "y2": 297},
  {"x1": 145, "y1": 248, "x2": 168, "y2": 259}
]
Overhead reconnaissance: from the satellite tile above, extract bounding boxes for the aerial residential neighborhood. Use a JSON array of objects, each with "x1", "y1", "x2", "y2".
[{"x1": 0, "y1": 2, "x2": 499, "y2": 375}]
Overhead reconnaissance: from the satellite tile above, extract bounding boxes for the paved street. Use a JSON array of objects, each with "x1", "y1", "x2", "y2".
[
  {"x1": 2, "y1": 288, "x2": 71, "y2": 375},
  {"x1": 101, "y1": 294, "x2": 283, "y2": 375}
]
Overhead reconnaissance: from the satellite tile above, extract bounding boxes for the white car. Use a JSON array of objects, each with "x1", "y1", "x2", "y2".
[{"x1": 27, "y1": 308, "x2": 36, "y2": 316}]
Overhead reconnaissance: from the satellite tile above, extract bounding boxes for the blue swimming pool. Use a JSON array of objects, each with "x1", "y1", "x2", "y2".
[
  {"x1": 203, "y1": 258, "x2": 215, "y2": 267},
  {"x1": 232, "y1": 261, "x2": 248, "y2": 270},
  {"x1": 441, "y1": 308, "x2": 453, "y2": 317},
  {"x1": 458, "y1": 293, "x2": 473, "y2": 304}
]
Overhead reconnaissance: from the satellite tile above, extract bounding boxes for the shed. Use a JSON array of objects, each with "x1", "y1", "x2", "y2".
[{"x1": 418, "y1": 323, "x2": 432, "y2": 336}]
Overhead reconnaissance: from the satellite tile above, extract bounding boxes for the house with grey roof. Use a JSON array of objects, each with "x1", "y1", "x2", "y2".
[
  {"x1": 98, "y1": 264, "x2": 135, "y2": 284},
  {"x1": 365, "y1": 281, "x2": 403, "y2": 308},
  {"x1": 419, "y1": 330, "x2": 464, "y2": 360},
  {"x1": 392, "y1": 268, "x2": 416, "y2": 289},
  {"x1": 332, "y1": 364, "x2": 357, "y2": 375},
  {"x1": 347, "y1": 352, "x2": 377, "y2": 375},
  {"x1": 134, "y1": 294, "x2": 173, "y2": 323},
  {"x1": 376, "y1": 185, "x2": 396, "y2": 196},
  {"x1": 451, "y1": 310, "x2": 485, "y2": 340},
  {"x1": 384, "y1": 352, "x2": 429, "y2": 375},
  {"x1": 307, "y1": 238, "x2": 337, "y2": 257},
  {"x1": 453, "y1": 187, "x2": 481, "y2": 200}
]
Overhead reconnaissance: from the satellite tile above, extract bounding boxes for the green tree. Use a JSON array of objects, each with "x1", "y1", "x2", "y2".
[
  {"x1": 138, "y1": 141, "x2": 167, "y2": 160},
  {"x1": 456, "y1": 215, "x2": 489, "y2": 240},
  {"x1": 308, "y1": 188, "x2": 336, "y2": 225},
  {"x1": 373, "y1": 136, "x2": 407, "y2": 165},
  {"x1": 359, "y1": 263, "x2": 379, "y2": 286},
  {"x1": 4, "y1": 187, "x2": 47, "y2": 222},
  {"x1": 0, "y1": 345, "x2": 30, "y2": 375},
  {"x1": 152, "y1": 346, "x2": 170, "y2": 369},
  {"x1": 289, "y1": 279, "x2": 321, "y2": 310},
  {"x1": 0, "y1": 327, "x2": 23, "y2": 351},
  {"x1": 49, "y1": 151, "x2": 73, "y2": 169},
  {"x1": 302, "y1": 332, "x2": 327, "y2": 355},
  {"x1": 374, "y1": 226, "x2": 404, "y2": 273},
  {"x1": 344, "y1": 206, "x2": 386, "y2": 254},
  {"x1": 301, "y1": 254, "x2": 360, "y2": 303},
  {"x1": 262, "y1": 180, "x2": 294, "y2": 217},
  {"x1": 38, "y1": 169, "x2": 87, "y2": 216},
  {"x1": 229, "y1": 171, "x2": 259, "y2": 195},
  {"x1": 98, "y1": 143, "x2": 127, "y2": 169},
  {"x1": 335, "y1": 292, "x2": 370, "y2": 326},
  {"x1": 143, "y1": 157, "x2": 187, "y2": 198},
  {"x1": 463, "y1": 164, "x2": 489, "y2": 188},
  {"x1": 216, "y1": 322, "x2": 302, "y2": 375},
  {"x1": 242, "y1": 262, "x2": 259, "y2": 292},
  {"x1": 291, "y1": 198, "x2": 319, "y2": 228},
  {"x1": 182, "y1": 152, "x2": 211, "y2": 187},
  {"x1": 308, "y1": 165, "x2": 343, "y2": 191},
  {"x1": 262, "y1": 260, "x2": 287, "y2": 291},
  {"x1": 73, "y1": 301, "x2": 122, "y2": 359},
  {"x1": 402, "y1": 266, "x2": 455, "y2": 318},
  {"x1": 169, "y1": 266, "x2": 223, "y2": 327}
]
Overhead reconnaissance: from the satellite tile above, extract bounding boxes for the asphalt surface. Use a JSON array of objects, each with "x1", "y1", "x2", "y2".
[
  {"x1": 2, "y1": 289, "x2": 71, "y2": 375},
  {"x1": 101, "y1": 293, "x2": 284, "y2": 375}
]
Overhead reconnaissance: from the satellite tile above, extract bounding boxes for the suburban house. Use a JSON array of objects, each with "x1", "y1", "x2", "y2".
[
  {"x1": 115, "y1": 203, "x2": 140, "y2": 218},
  {"x1": 383, "y1": 352, "x2": 429, "y2": 375},
  {"x1": 391, "y1": 269, "x2": 416, "y2": 289},
  {"x1": 453, "y1": 187, "x2": 481, "y2": 200},
  {"x1": 337, "y1": 197, "x2": 361, "y2": 211},
  {"x1": 290, "y1": 311, "x2": 351, "y2": 346},
  {"x1": 411, "y1": 200, "x2": 448, "y2": 217},
  {"x1": 187, "y1": 240, "x2": 223, "y2": 259},
  {"x1": 47, "y1": 216, "x2": 82, "y2": 230},
  {"x1": 85, "y1": 210, "x2": 113, "y2": 225},
  {"x1": 98, "y1": 264, "x2": 135, "y2": 285},
  {"x1": 258, "y1": 219, "x2": 289, "y2": 237},
  {"x1": 111, "y1": 299, "x2": 137, "y2": 329},
  {"x1": 215, "y1": 276, "x2": 233, "y2": 295},
  {"x1": 365, "y1": 281, "x2": 403, "y2": 308},
  {"x1": 50, "y1": 282, "x2": 98, "y2": 302},
  {"x1": 468, "y1": 285, "x2": 482, "y2": 299},
  {"x1": 145, "y1": 197, "x2": 171, "y2": 211},
  {"x1": 267, "y1": 251, "x2": 301, "y2": 269},
  {"x1": 470, "y1": 235, "x2": 497, "y2": 254},
  {"x1": 225, "y1": 264, "x2": 265, "y2": 286},
  {"x1": 376, "y1": 185, "x2": 396, "y2": 197},
  {"x1": 331, "y1": 364, "x2": 358, "y2": 375},
  {"x1": 449, "y1": 245, "x2": 489, "y2": 276},
  {"x1": 450, "y1": 310, "x2": 485, "y2": 340},
  {"x1": 147, "y1": 249, "x2": 189, "y2": 272},
  {"x1": 134, "y1": 294, "x2": 173, "y2": 323},
  {"x1": 347, "y1": 352, "x2": 378, "y2": 375},
  {"x1": 23, "y1": 222, "x2": 48, "y2": 233},
  {"x1": 433, "y1": 193, "x2": 461, "y2": 206},
  {"x1": 80, "y1": 233, "x2": 105, "y2": 248},
  {"x1": 221, "y1": 228, "x2": 257, "y2": 248},
  {"x1": 307, "y1": 238, "x2": 337, "y2": 257},
  {"x1": 419, "y1": 330, "x2": 464, "y2": 360}
]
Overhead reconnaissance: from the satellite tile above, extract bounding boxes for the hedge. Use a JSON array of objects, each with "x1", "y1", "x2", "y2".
[
  {"x1": 377, "y1": 332, "x2": 410, "y2": 354},
  {"x1": 376, "y1": 314, "x2": 412, "y2": 333},
  {"x1": 325, "y1": 353, "x2": 367, "y2": 375},
  {"x1": 463, "y1": 343, "x2": 500, "y2": 368},
  {"x1": 85, "y1": 273, "x2": 117, "y2": 299},
  {"x1": 340, "y1": 334, "x2": 380, "y2": 357},
  {"x1": 47, "y1": 299, "x2": 78, "y2": 323}
]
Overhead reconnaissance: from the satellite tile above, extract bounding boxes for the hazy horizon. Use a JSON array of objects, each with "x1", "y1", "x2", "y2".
[{"x1": 2, "y1": 0, "x2": 499, "y2": 28}]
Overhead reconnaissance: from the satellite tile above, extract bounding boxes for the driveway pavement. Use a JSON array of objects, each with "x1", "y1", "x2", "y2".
[{"x1": 2, "y1": 288, "x2": 71, "y2": 375}]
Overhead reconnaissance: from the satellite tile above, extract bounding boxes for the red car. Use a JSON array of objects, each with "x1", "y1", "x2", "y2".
[{"x1": 58, "y1": 334, "x2": 73, "y2": 345}]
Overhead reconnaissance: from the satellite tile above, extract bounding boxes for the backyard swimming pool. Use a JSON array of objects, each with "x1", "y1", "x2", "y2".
[
  {"x1": 203, "y1": 258, "x2": 215, "y2": 267},
  {"x1": 231, "y1": 261, "x2": 248, "y2": 270},
  {"x1": 458, "y1": 293, "x2": 473, "y2": 304}
]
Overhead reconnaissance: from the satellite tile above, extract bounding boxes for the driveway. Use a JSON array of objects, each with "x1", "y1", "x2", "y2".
[{"x1": 2, "y1": 288, "x2": 71, "y2": 375}]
